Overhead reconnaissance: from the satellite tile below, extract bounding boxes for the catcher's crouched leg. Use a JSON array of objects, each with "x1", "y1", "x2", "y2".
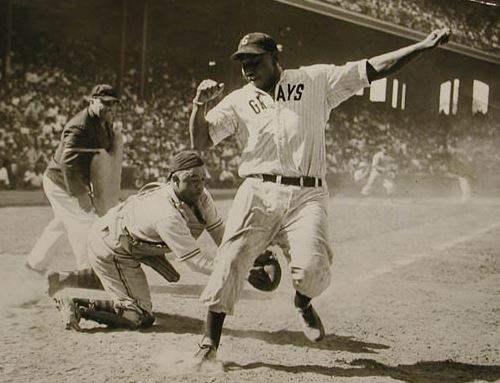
[
  {"x1": 47, "y1": 268, "x2": 103, "y2": 297},
  {"x1": 74, "y1": 298, "x2": 155, "y2": 329}
]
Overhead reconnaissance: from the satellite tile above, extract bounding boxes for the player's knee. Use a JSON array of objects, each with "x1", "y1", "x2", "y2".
[
  {"x1": 216, "y1": 245, "x2": 253, "y2": 275},
  {"x1": 291, "y1": 259, "x2": 331, "y2": 298}
]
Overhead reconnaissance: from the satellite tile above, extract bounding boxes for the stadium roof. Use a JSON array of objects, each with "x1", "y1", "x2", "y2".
[
  {"x1": 275, "y1": 0, "x2": 500, "y2": 65},
  {"x1": 10, "y1": 0, "x2": 500, "y2": 65}
]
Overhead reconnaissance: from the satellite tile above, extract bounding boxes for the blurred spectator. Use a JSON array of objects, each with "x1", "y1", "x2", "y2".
[
  {"x1": 320, "y1": 0, "x2": 499, "y2": 53},
  {"x1": 23, "y1": 164, "x2": 44, "y2": 190},
  {"x1": 0, "y1": 160, "x2": 10, "y2": 189},
  {"x1": 218, "y1": 168, "x2": 236, "y2": 188}
]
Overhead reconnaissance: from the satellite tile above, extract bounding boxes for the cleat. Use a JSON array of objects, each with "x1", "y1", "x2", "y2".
[
  {"x1": 47, "y1": 271, "x2": 62, "y2": 297},
  {"x1": 54, "y1": 297, "x2": 81, "y2": 331},
  {"x1": 191, "y1": 342, "x2": 223, "y2": 374},
  {"x1": 297, "y1": 304, "x2": 325, "y2": 342},
  {"x1": 194, "y1": 343, "x2": 217, "y2": 363}
]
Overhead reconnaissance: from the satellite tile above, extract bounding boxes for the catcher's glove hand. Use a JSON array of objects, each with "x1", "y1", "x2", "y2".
[{"x1": 247, "y1": 249, "x2": 282, "y2": 292}]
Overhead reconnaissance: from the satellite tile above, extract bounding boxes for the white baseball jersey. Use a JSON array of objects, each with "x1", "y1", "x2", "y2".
[
  {"x1": 87, "y1": 183, "x2": 224, "y2": 316},
  {"x1": 206, "y1": 60, "x2": 369, "y2": 178},
  {"x1": 371, "y1": 150, "x2": 387, "y2": 172},
  {"x1": 116, "y1": 183, "x2": 224, "y2": 262}
]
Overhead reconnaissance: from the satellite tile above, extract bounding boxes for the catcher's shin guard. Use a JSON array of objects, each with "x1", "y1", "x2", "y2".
[
  {"x1": 76, "y1": 268, "x2": 104, "y2": 290},
  {"x1": 47, "y1": 268, "x2": 104, "y2": 296},
  {"x1": 74, "y1": 298, "x2": 154, "y2": 329}
]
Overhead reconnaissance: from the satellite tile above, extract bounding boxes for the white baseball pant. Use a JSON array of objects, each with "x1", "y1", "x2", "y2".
[
  {"x1": 87, "y1": 217, "x2": 153, "y2": 316},
  {"x1": 200, "y1": 178, "x2": 333, "y2": 314},
  {"x1": 25, "y1": 174, "x2": 97, "y2": 270}
]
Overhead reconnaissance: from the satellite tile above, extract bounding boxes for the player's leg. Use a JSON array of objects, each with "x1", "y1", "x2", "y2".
[
  {"x1": 24, "y1": 175, "x2": 68, "y2": 273},
  {"x1": 282, "y1": 188, "x2": 333, "y2": 342},
  {"x1": 63, "y1": 209, "x2": 96, "y2": 270},
  {"x1": 86, "y1": 232, "x2": 154, "y2": 329},
  {"x1": 53, "y1": 294, "x2": 154, "y2": 331},
  {"x1": 198, "y1": 179, "x2": 284, "y2": 356},
  {"x1": 457, "y1": 176, "x2": 472, "y2": 203},
  {"x1": 47, "y1": 267, "x2": 103, "y2": 297},
  {"x1": 25, "y1": 217, "x2": 65, "y2": 273},
  {"x1": 45, "y1": 176, "x2": 97, "y2": 269},
  {"x1": 361, "y1": 169, "x2": 379, "y2": 196},
  {"x1": 383, "y1": 177, "x2": 395, "y2": 197}
]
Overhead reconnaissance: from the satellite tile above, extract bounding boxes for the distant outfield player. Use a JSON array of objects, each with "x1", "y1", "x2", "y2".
[
  {"x1": 360, "y1": 146, "x2": 397, "y2": 198},
  {"x1": 189, "y1": 27, "x2": 450, "y2": 365}
]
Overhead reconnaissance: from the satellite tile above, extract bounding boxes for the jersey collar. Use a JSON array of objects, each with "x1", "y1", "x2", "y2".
[{"x1": 245, "y1": 70, "x2": 287, "y2": 99}]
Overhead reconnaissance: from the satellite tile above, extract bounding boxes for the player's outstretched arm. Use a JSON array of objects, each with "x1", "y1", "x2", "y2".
[
  {"x1": 184, "y1": 251, "x2": 215, "y2": 275},
  {"x1": 189, "y1": 79, "x2": 224, "y2": 150},
  {"x1": 367, "y1": 28, "x2": 450, "y2": 82}
]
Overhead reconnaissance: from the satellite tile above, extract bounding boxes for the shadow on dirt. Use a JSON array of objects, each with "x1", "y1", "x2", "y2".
[
  {"x1": 147, "y1": 313, "x2": 388, "y2": 353},
  {"x1": 225, "y1": 359, "x2": 500, "y2": 383},
  {"x1": 150, "y1": 284, "x2": 272, "y2": 300}
]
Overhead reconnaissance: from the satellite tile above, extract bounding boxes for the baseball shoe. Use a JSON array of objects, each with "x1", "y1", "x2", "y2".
[
  {"x1": 194, "y1": 343, "x2": 217, "y2": 361},
  {"x1": 54, "y1": 297, "x2": 82, "y2": 331},
  {"x1": 297, "y1": 303, "x2": 325, "y2": 342},
  {"x1": 47, "y1": 271, "x2": 62, "y2": 297},
  {"x1": 24, "y1": 261, "x2": 46, "y2": 276},
  {"x1": 191, "y1": 342, "x2": 224, "y2": 373}
]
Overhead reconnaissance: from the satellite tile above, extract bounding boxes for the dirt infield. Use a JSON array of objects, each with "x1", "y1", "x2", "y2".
[
  {"x1": 0, "y1": 189, "x2": 237, "y2": 207},
  {"x1": 1, "y1": 197, "x2": 500, "y2": 383}
]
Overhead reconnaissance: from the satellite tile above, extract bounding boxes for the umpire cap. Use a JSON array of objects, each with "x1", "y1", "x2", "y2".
[
  {"x1": 231, "y1": 32, "x2": 278, "y2": 60},
  {"x1": 89, "y1": 84, "x2": 120, "y2": 102}
]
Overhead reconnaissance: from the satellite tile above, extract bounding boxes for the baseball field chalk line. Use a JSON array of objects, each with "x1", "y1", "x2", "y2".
[{"x1": 357, "y1": 220, "x2": 500, "y2": 282}]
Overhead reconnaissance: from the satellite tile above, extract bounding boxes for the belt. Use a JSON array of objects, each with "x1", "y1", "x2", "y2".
[{"x1": 251, "y1": 174, "x2": 323, "y2": 187}]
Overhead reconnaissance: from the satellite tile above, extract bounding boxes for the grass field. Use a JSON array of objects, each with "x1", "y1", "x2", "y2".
[{"x1": 1, "y1": 194, "x2": 500, "y2": 383}]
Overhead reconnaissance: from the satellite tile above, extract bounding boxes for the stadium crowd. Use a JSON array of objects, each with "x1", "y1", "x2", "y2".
[
  {"x1": 327, "y1": 101, "x2": 497, "y2": 182},
  {"x1": 0, "y1": 32, "x2": 497, "y2": 191},
  {"x1": 0, "y1": 35, "x2": 242, "y2": 189},
  {"x1": 321, "y1": 0, "x2": 499, "y2": 53}
]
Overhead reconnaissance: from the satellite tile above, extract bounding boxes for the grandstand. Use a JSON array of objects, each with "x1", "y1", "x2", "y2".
[{"x1": 0, "y1": 0, "x2": 498, "y2": 196}]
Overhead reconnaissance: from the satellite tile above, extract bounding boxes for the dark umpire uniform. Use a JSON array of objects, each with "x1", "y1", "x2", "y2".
[{"x1": 25, "y1": 84, "x2": 120, "y2": 272}]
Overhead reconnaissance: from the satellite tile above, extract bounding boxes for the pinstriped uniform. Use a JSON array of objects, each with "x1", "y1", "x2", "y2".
[
  {"x1": 88, "y1": 183, "x2": 224, "y2": 315},
  {"x1": 200, "y1": 60, "x2": 369, "y2": 314}
]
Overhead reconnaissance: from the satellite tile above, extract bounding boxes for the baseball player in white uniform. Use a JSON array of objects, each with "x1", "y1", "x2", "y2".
[
  {"x1": 360, "y1": 146, "x2": 396, "y2": 197},
  {"x1": 50, "y1": 151, "x2": 281, "y2": 330},
  {"x1": 189, "y1": 28, "x2": 450, "y2": 364}
]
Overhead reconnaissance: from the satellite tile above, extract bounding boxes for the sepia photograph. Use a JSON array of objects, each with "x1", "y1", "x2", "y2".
[{"x1": 0, "y1": 0, "x2": 499, "y2": 382}]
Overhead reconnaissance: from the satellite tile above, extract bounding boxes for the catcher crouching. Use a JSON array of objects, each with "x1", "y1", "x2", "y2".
[{"x1": 48, "y1": 151, "x2": 281, "y2": 330}]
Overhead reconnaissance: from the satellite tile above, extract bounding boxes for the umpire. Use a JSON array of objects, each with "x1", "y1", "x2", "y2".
[{"x1": 25, "y1": 84, "x2": 121, "y2": 272}]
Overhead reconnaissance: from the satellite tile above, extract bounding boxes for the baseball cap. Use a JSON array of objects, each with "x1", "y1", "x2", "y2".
[
  {"x1": 231, "y1": 32, "x2": 278, "y2": 60},
  {"x1": 89, "y1": 84, "x2": 120, "y2": 102},
  {"x1": 167, "y1": 151, "x2": 205, "y2": 180}
]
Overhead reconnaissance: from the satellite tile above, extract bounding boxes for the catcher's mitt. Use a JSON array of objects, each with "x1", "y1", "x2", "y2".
[{"x1": 247, "y1": 249, "x2": 282, "y2": 292}]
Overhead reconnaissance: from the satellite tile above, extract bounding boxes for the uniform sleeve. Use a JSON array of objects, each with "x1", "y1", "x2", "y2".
[
  {"x1": 153, "y1": 213, "x2": 202, "y2": 262},
  {"x1": 153, "y1": 210, "x2": 214, "y2": 275},
  {"x1": 323, "y1": 59, "x2": 370, "y2": 110},
  {"x1": 205, "y1": 95, "x2": 238, "y2": 146},
  {"x1": 60, "y1": 124, "x2": 96, "y2": 196},
  {"x1": 198, "y1": 189, "x2": 225, "y2": 246}
]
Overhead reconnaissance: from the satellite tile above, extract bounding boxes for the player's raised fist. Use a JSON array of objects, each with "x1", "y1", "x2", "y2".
[
  {"x1": 423, "y1": 28, "x2": 450, "y2": 49},
  {"x1": 194, "y1": 79, "x2": 224, "y2": 105}
]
